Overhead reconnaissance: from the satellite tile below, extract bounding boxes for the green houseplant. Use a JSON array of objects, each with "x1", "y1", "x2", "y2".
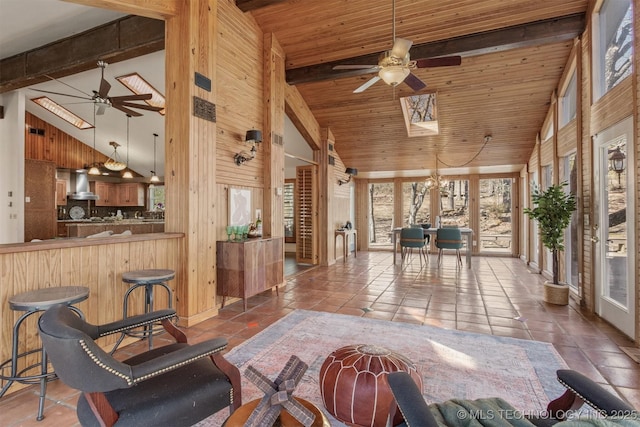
[{"x1": 524, "y1": 182, "x2": 577, "y2": 305}]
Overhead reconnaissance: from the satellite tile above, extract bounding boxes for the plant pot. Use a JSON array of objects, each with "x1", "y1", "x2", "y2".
[{"x1": 543, "y1": 281, "x2": 569, "y2": 305}]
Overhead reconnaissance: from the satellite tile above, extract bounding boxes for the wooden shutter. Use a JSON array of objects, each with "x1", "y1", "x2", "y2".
[{"x1": 295, "y1": 165, "x2": 318, "y2": 264}]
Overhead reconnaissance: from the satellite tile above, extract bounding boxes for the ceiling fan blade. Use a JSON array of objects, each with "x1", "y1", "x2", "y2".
[
  {"x1": 353, "y1": 76, "x2": 381, "y2": 93},
  {"x1": 391, "y1": 37, "x2": 413, "y2": 59},
  {"x1": 43, "y1": 74, "x2": 93, "y2": 97},
  {"x1": 404, "y1": 73, "x2": 427, "y2": 92},
  {"x1": 31, "y1": 89, "x2": 92, "y2": 100},
  {"x1": 117, "y1": 102, "x2": 163, "y2": 111},
  {"x1": 109, "y1": 93, "x2": 153, "y2": 102},
  {"x1": 98, "y1": 78, "x2": 111, "y2": 98},
  {"x1": 112, "y1": 104, "x2": 143, "y2": 117},
  {"x1": 96, "y1": 104, "x2": 108, "y2": 115},
  {"x1": 333, "y1": 65, "x2": 379, "y2": 70},
  {"x1": 415, "y1": 56, "x2": 462, "y2": 68}
]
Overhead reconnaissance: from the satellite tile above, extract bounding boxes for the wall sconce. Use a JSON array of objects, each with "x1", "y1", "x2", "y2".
[
  {"x1": 338, "y1": 167, "x2": 358, "y2": 185},
  {"x1": 234, "y1": 129, "x2": 263, "y2": 166}
]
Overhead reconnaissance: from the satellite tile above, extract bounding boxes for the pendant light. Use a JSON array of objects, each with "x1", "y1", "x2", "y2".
[
  {"x1": 87, "y1": 104, "x2": 100, "y2": 175},
  {"x1": 150, "y1": 133, "x2": 160, "y2": 183},
  {"x1": 122, "y1": 114, "x2": 133, "y2": 178}
]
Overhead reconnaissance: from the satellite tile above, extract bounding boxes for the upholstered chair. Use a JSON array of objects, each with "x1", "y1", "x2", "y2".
[
  {"x1": 38, "y1": 304, "x2": 241, "y2": 427},
  {"x1": 385, "y1": 370, "x2": 637, "y2": 427}
]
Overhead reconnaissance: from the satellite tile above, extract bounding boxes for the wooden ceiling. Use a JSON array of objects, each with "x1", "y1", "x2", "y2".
[{"x1": 250, "y1": 0, "x2": 590, "y2": 178}]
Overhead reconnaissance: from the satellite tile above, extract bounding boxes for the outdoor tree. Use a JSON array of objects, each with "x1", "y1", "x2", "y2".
[
  {"x1": 369, "y1": 184, "x2": 376, "y2": 242},
  {"x1": 407, "y1": 182, "x2": 429, "y2": 225}
]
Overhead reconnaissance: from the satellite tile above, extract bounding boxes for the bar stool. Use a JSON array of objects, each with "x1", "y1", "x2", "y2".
[
  {"x1": 0, "y1": 286, "x2": 89, "y2": 421},
  {"x1": 112, "y1": 269, "x2": 175, "y2": 353}
]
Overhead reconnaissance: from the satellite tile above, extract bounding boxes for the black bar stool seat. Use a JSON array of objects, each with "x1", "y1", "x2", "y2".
[
  {"x1": 112, "y1": 269, "x2": 175, "y2": 353},
  {"x1": 0, "y1": 286, "x2": 89, "y2": 421}
]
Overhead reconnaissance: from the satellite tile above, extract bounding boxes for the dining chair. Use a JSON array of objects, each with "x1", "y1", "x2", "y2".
[
  {"x1": 410, "y1": 223, "x2": 431, "y2": 245},
  {"x1": 435, "y1": 227, "x2": 464, "y2": 267},
  {"x1": 400, "y1": 227, "x2": 428, "y2": 266}
]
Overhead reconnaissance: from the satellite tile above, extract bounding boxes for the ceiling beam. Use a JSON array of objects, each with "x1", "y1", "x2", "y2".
[
  {"x1": 62, "y1": 0, "x2": 180, "y2": 19},
  {"x1": 0, "y1": 15, "x2": 164, "y2": 94},
  {"x1": 286, "y1": 13, "x2": 585, "y2": 85},
  {"x1": 235, "y1": 0, "x2": 289, "y2": 13}
]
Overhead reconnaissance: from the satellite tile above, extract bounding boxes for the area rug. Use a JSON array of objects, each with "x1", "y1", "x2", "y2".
[{"x1": 199, "y1": 309, "x2": 568, "y2": 426}]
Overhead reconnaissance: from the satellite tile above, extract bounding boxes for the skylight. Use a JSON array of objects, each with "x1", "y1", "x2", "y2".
[
  {"x1": 31, "y1": 97, "x2": 93, "y2": 129},
  {"x1": 116, "y1": 73, "x2": 165, "y2": 115},
  {"x1": 400, "y1": 93, "x2": 439, "y2": 137}
]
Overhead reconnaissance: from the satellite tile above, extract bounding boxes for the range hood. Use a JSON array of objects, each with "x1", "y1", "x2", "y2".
[{"x1": 68, "y1": 171, "x2": 99, "y2": 201}]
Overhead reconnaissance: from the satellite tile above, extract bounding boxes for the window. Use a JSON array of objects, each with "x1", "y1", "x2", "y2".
[
  {"x1": 402, "y1": 182, "x2": 431, "y2": 226},
  {"x1": 479, "y1": 178, "x2": 513, "y2": 253},
  {"x1": 368, "y1": 182, "x2": 395, "y2": 248},
  {"x1": 149, "y1": 185, "x2": 165, "y2": 211},
  {"x1": 562, "y1": 154, "x2": 579, "y2": 290},
  {"x1": 560, "y1": 71, "x2": 577, "y2": 127},
  {"x1": 594, "y1": 0, "x2": 633, "y2": 100},
  {"x1": 439, "y1": 180, "x2": 469, "y2": 228}
]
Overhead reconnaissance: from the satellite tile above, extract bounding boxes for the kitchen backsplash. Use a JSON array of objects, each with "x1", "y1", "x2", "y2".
[{"x1": 58, "y1": 199, "x2": 163, "y2": 220}]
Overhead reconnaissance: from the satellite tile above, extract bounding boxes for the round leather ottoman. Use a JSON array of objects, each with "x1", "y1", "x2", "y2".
[{"x1": 319, "y1": 344, "x2": 422, "y2": 427}]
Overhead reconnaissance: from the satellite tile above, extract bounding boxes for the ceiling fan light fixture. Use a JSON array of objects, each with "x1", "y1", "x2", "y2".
[{"x1": 378, "y1": 66, "x2": 410, "y2": 86}]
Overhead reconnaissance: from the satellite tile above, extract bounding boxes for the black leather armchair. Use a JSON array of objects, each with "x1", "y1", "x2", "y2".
[
  {"x1": 38, "y1": 304, "x2": 242, "y2": 427},
  {"x1": 386, "y1": 370, "x2": 638, "y2": 427}
]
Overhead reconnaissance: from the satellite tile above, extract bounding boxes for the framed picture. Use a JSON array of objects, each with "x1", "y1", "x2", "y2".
[{"x1": 229, "y1": 188, "x2": 252, "y2": 226}]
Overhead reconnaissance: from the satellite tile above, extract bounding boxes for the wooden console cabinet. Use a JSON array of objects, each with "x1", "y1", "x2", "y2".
[{"x1": 216, "y1": 237, "x2": 284, "y2": 311}]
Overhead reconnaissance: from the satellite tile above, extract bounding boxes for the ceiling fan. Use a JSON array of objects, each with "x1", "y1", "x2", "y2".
[
  {"x1": 334, "y1": 0, "x2": 462, "y2": 93},
  {"x1": 33, "y1": 61, "x2": 163, "y2": 117}
]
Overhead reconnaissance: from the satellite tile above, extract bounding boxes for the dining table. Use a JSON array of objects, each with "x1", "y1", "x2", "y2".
[{"x1": 391, "y1": 227, "x2": 474, "y2": 268}]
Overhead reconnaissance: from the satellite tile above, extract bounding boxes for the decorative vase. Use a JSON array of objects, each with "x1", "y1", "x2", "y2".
[{"x1": 543, "y1": 281, "x2": 569, "y2": 305}]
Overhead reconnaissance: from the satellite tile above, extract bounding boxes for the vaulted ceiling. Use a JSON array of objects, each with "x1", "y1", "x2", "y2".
[{"x1": 0, "y1": 0, "x2": 589, "y2": 178}]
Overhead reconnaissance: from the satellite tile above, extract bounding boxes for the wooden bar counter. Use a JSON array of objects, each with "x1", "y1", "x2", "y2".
[
  {"x1": 0, "y1": 233, "x2": 184, "y2": 395},
  {"x1": 216, "y1": 237, "x2": 284, "y2": 311}
]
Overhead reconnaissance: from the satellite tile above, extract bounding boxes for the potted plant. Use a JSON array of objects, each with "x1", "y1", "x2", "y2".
[{"x1": 524, "y1": 182, "x2": 577, "y2": 305}]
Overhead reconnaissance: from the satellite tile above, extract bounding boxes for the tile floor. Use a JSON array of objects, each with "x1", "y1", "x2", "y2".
[{"x1": 2, "y1": 251, "x2": 639, "y2": 426}]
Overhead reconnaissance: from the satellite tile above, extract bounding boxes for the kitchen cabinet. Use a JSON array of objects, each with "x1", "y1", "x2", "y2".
[
  {"x1": 118, "y1": 183, "x2": 145, "y2": 206},
  {"x1": 55, "y1": 180, "x2": 67, "y2": 206},
  {"x1": 216, "y1": 237, "x2": 284, "y2": 311},
  {"x1": 92, "y1": 182, "x2": 118, "y2": 206}
]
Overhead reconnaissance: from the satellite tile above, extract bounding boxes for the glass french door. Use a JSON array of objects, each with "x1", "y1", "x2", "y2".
[{"x1": 593, "y1": 117, "x2": 635, "y2": 338}]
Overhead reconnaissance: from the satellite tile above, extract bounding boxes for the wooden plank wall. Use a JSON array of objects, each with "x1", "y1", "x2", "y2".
[
  {"x1": 24, "y1": 112, "x2": 110, "y2": 169},
  {"x1": 216, "y1": 1, "x2": 264, "y2": 190},
  {"x1": 331, "y1": 139, "x2": 352, "y2": 262},
  {"x1": 557, "y1": 120, "x2": 578, "y2": 157},
  {"x1": 580, "y1": 16, "x2": 594, "y2": 309},
  {"x1": 0, "y1": 234, "x2": 182, "y2": 394},
  {"x1": 263, "y1": 33, "x2": 286, "y2": 239}
]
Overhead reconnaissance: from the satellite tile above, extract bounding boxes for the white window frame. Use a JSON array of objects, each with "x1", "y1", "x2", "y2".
[
  {"x1": 592, "y1": 0, "x2": 633, "y2": 101},
  {"x1": 560, "y1": 70, "x2": 577, "y2": 127}
]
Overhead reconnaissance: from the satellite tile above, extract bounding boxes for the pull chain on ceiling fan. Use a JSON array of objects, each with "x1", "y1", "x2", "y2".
[{"x1": 334, "y1": 0, "x2": 462, "y2": 93}]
